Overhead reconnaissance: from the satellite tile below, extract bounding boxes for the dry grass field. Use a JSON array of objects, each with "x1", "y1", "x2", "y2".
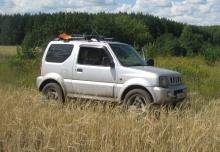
[
  {"x1": 0, "y1": 85, "x2": 220, "y2": 151},
  {"x1": 0, "y1": 46, "x2": 17, "y2": 55}
]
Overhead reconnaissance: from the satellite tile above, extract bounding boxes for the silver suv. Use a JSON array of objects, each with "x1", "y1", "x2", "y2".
[{"x1": 36, "y1": 33, "x2": 187, "y2": 111}]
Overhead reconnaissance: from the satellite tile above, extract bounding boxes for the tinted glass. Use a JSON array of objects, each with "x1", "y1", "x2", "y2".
[
  {"x1": 77, "y1": 47, "x2": 109, "y2": 66},
  {"x1": 110, "y1": 44, "x2": 146, "y2": 66},
  {"x1": 46, "y1": 44, "x2": 74, "y2": 63}
]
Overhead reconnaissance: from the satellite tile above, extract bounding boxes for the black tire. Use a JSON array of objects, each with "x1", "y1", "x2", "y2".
[
  {"x1": 124, "y1": 89, "x2": 152, "y2": 113},
  {"x1": 42, "y1": 83, "x2": 64, "y2": 103}
]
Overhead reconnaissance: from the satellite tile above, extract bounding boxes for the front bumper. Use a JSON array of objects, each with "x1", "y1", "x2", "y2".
[{"x1": 149, "y1": 84, "x2": 187, "y2": 104}]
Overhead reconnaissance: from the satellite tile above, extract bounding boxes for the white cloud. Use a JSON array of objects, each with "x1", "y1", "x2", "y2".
[
  {"x1": 0, "y1": 0, "x2": 220, "y2": 25},
  {"x1": 171, "y1": 2, "x2": 196, "y2": 16},
  {"x1": 131, "y1": 0, "x2": 172, "y2": 12},
  {"x1": 186, "y1": 0, "x2": 207, "y2": 4},
  {"x1": 116, "y1": 0, "x2": 220, "y2": 25},
  {"x1": 116, "y1": 4, "x2": 133, "y2": 12},
  {"x1": 0, "y1": 0, "x2": 116, "y2": 14}
]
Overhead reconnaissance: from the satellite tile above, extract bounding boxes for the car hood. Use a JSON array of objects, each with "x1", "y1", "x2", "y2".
[
  {"x1": 118, "y1": 65, "x2": 181, "y2": 86},
  {"x1": 130, "y1": 66, "x2": 180, "y2": 76}
]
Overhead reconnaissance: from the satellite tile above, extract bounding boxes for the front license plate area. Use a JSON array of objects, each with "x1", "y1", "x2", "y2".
[{"x1": 177, "y1": 93, "x2": 185, "y2": 99}]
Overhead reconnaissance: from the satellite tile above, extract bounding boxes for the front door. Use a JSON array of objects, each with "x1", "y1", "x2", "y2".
[{"x1": 72, "y1": 45, "x2": 116, "y2": 97}]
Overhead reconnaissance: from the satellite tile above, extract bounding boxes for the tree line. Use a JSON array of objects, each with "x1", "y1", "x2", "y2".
[{"x1": 0, "y1": 12, "x2": 220, "y2": 62}]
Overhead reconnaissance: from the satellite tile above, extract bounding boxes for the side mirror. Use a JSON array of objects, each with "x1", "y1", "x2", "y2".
[
  {"x1": 147, "y1": 58, "x2": 154, "y2": 66},
  {"x1": 102, "y1": 57, "x2": 115, "y2": 67}
]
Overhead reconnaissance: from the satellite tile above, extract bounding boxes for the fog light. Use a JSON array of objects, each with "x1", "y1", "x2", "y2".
[
  {"x1": 167, "y1": 91, "x2": 173, "y2": 97},
  {"x1": 183, "y1": 88, "x2": 187, "y2": 93}
]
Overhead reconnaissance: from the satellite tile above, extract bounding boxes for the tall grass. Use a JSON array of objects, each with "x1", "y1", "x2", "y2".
[
  {"x1": 155, "y1": 56, "x2": 220, "y2": 98},
  {"x1": 0, "y1": 85, "x2": 220, "y2": 151}
]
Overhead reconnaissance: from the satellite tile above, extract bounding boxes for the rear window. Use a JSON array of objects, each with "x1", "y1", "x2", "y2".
[{"x1": 46, "y1": 44, "x2": 74, "y2": 63}]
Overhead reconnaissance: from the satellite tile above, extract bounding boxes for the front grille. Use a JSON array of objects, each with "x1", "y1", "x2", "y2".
[{"x1": 169, "y1": 76, "x2": 182, "y2": 85}]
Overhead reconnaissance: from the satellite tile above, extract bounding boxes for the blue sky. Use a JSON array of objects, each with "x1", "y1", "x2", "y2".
[{"x1": 0, "y1": 0, "x2": 220, "y2": 26}]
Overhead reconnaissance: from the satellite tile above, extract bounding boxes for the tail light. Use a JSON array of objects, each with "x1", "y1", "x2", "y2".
[{"x1": 40, "y1": 60, "x2": 42, "y2": 76}]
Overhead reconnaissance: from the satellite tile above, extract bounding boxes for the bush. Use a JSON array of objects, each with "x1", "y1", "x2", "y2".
[
  {"x1": 9, "y1": 55, "x2": 40, "y2": 72},
  {"x1": 144, "y1": 42, "x2": 156, "y2": 59},
  {"x1": 203, "y1": 48, "x2": 220, "y2": 65},
  {"x1": 9, "y1": 32, "x2": 43, "y2": 72},
  {"x1": 17, "y1": 33, "x2": 41, "y2": 59}
]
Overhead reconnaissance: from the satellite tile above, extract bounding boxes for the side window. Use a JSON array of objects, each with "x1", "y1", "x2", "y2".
[
  {"x1": 46, "y1": 44, "x2": 74, "y2": 63},
  {"x1": 77, "y1": 47, "x2": 109, "y2": 66}
]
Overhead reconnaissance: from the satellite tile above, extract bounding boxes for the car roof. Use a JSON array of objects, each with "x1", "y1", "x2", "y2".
[
  {"x1": 50, "y1": 39, "x2": 128, "y2": 46},
  {"x1": 50, "y1": 33, "x2": 129, "y2": 46}
]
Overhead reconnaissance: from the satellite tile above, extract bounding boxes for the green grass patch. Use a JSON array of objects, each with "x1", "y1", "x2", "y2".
[
  {"x1": 0, "y1": 46, "x2": 40, "y2": 87},
  {"x1": 155, "y1": 56, "x2": 220, "y2": 99},
  {"x1": 0, "y1": 60, "x2": 39, "y2": 88}
]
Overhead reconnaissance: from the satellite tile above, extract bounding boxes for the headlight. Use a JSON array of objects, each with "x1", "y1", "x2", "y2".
[{"x1": 159, "y1": 76, "x2": 169, "y2": 88}]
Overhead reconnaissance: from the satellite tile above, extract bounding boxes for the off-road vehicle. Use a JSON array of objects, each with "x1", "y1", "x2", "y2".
[{"x1": 36, "y1": 33, "x2": 187, "y2": 111}]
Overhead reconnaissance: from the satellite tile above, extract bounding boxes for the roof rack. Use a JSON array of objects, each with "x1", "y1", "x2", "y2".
[{"x1": 56, "y1": 33, "x2": 114, "y2": 42}]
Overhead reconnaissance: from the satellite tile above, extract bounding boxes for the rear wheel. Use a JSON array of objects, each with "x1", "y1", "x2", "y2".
[
  {"x1": 42, "y1": 83, "x2": 64, "y2": 103},
  {"x1": 124, "y1": 89, "x2": 152, "y2": 113}
]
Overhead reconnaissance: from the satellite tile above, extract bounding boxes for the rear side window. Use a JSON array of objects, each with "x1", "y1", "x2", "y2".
[{"x1": 46, "y1": 44, "x2": 74, "y2": 63}]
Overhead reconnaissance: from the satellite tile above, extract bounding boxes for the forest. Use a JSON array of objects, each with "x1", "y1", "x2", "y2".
[{"x1": 0, "y1": 12, "x2": 220, "y2": 62}]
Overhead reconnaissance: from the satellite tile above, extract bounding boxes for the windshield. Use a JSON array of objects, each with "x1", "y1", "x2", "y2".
[{"x1": 110, "y1": 44, "x2": 146, "y2": 67}]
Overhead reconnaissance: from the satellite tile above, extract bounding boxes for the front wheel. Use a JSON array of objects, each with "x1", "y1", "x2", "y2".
[
  {"x1": 42, "y1": 83, "x2": 64, "y2": 103},
  {"x1": 124, "y1": 89, "x2": 152, "y2": 113}
]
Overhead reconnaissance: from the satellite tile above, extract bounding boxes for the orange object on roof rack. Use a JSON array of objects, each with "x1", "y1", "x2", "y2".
[
  {"x1": 59, "y1": 33, "x2": 71, "y2": 40},
  {"x1": 56, "y1": 33, "x2": 114, "y2": 42}
]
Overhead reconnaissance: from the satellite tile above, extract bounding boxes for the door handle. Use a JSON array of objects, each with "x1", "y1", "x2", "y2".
[{"x1": 77, "y1": 68, "x2": 83, "y2": 72}]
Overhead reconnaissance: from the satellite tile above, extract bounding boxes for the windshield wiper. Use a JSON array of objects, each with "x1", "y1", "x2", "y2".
[{"x1": 132, "y1": 63, "x2": 146, "y2": 66}]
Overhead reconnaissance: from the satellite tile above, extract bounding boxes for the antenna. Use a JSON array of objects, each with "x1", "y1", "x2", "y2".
[
  {"x1": 91, "y1": 26, "x2": 100, "y2": 37},
  {"x1": 65, "y1": 0, "x2": 68, "y2": 33},
  {"x1": 91, "y1": 25, "x2": 101, "y2": 41}
]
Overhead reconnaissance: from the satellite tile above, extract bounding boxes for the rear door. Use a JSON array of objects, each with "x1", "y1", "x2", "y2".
[{"x1": 72, "y1": 45, "x2": 116, "y2": 97}]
